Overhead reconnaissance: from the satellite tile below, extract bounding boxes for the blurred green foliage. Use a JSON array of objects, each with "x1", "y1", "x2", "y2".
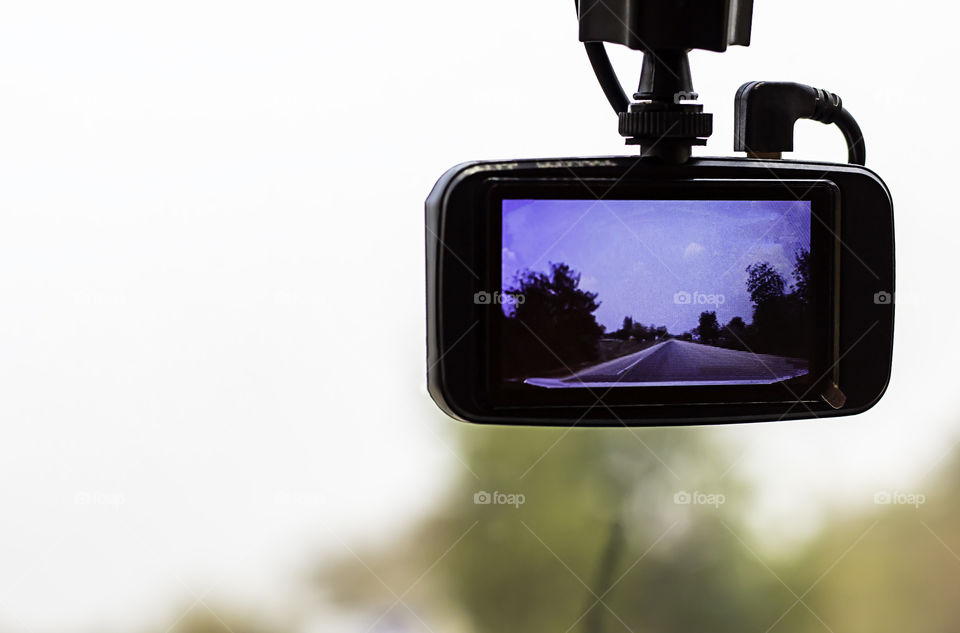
[
  {"x1": 162, "y1": 607, "x2": 274, "y2": 633},
  {"x1": 166, "y1": 425, "x2": 960, "y2": 633},
  {"x1": 319, "y1": 425, "x2": 960, "y2": 633},
  {"x1": 324, "y1": 425, "x2": 782, "y2": 632}
]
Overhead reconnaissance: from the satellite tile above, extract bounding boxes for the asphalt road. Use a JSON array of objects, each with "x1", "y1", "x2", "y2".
[{"x1": 525, "y1": 339, "x2": 809, "y2": 388}]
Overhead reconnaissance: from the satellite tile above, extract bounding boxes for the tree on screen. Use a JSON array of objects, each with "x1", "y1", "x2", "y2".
[
  {"x1": 719, "y1": 316, "x2": 749, "y2": 350},
  {"x1": 502, "y1": 262, "x2": 604, "y2": 375},
  {"x1": 745, "y1": 262, "x2": 786, "y2": 306},
  {"x1": 792, "y1": 249, "x2": 811, "y2": 305},
  {"x1": 613, "y1": 316, "x2": 634, "y2": 340},
  {"x1": 743, "y1": 259, "x2": 811, "y2": 358},
  {"x1": 726, "y1": 316, "x2": 746, "y2": 331},
  {"x1": 697, "y1": 311, "x2": 721, "y2": 345}
]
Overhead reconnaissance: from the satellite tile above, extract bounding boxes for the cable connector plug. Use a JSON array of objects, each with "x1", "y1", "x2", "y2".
[{"x1": 734, "y1": 81, "x2": 866, "y2": 165}]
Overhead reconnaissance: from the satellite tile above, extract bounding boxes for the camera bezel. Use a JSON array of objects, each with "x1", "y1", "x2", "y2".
[{"x1": 426, "y1": 157, "x2": 894, "y2": 426}]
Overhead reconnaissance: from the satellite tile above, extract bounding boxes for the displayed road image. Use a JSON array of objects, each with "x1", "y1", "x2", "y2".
[
  {"x1": 525, "y1": 338, "x2": 809, "y2": 388},
  {"x1": 499, "y1": 198, "x2": 815, "y2": 389}
]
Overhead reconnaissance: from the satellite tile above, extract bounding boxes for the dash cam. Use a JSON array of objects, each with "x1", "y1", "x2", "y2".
[{"x1": 425, "y1": 0, "x2": 894, "y2": 426}]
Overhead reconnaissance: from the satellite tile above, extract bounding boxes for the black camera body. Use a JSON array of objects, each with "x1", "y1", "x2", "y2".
[
  {"x1": 425, "y1": 1, "x2": 894, "y2": 427},
  {"x1": 427, "y1": 157, "x2": 893, "y2": 426}
]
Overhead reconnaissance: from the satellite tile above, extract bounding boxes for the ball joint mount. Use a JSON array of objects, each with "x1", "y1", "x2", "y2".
[{"x1": 577, "y1": 0, "x2": 866, "y2": 166}]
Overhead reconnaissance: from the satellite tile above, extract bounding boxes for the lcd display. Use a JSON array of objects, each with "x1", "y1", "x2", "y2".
[{"x1": 500, "y1": 199, "x2": 814, "y2": 388}]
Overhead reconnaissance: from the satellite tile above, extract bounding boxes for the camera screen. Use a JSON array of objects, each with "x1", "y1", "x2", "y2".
[{"x1": 499, "y1": 199, "x2": 814, "y2": 388}]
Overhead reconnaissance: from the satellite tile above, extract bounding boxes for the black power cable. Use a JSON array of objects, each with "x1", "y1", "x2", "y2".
[
  {"x1": 833, "y1": 107, "x2": 866, "y2": 166},
  {"x1": 577, "y1": 0, "x2": 629, "y2": 114},
  {"x1": 583, "y1": 41, "x2": 629, "y2": 114},
  {"x1": 734, "y1": 81, "x2": 867, "y2": 165}
]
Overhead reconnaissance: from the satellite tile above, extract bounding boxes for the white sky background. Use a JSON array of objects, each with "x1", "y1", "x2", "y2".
[{"x1": 0, "y1": 0, "x2": 955, "y2": 631}]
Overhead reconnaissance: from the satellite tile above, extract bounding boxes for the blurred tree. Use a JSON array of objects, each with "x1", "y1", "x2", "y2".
[
  {"x1": 166, "y1": 607, "x2": 276, "y2": 633},
  {"x1": 786, "y1": 457, "x2": 960, "y2": 633},
  {"x1": 141, "y1": 432, "x2": 960, "y2": 633},
  {"x1": 319, "y1": 424, "x2": 802, "y2": 633},
  {"x1": 143, "y1": 437, "x2": 960, "y2": 633}
]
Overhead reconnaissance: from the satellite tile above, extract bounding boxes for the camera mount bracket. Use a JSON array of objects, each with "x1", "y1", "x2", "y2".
[
  {"x1": 577, "y1": 0, "x2": 753, "y2": 163},
  {"x1": 577, "y1": 1, "x2": 866, "y2": 167}
]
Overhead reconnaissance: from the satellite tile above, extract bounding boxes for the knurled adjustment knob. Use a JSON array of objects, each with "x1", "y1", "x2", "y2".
[{"x1": 618, "y1": 104, "x2": 713, "y2": 144}]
